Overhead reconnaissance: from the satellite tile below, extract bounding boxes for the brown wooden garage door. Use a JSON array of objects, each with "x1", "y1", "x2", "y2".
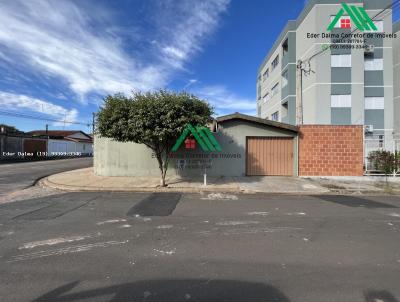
[{"x1": 246, "y1": 137, "x2": 293, "y2": 176}]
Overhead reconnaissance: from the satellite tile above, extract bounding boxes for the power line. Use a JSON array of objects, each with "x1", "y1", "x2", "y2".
[{"x1": 0, "y1": 109, "x2": 92, "y2": 127}]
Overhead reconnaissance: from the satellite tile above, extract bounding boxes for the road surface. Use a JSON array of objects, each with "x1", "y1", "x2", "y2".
[
  {"x1": 0, "y1": 158, "x2": 92, "y2": 196},
  {"x1": 0, "y1": 192, "x2": 399, "y2": 301}
]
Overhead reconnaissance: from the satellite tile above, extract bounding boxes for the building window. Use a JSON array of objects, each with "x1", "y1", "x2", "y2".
[
  {"x1": 379, "y1": 135, "x2": 384, "y2": 148},
  {"x1": 271, "y1": 83, "x2": 279, "y2": 97},
  {"x1": 263, "y1": 68, "x2": 269, "y2": 81},
  {"x1": 263, "y1": 93, "x2": 270, "y2": 103},
  {"x1": 271, "y1": 111, "x2": 279, "y2": 121},
  {"x1": 331, "y1": 54, "x2": 351, "y2": 67},
  {"x1": 331, "y1": 95, "x2": 351, "y2": 108},
  {"x1": 365, "y1": 97, "x2": 384, "y2": 110},
  {"x1": 282, "y1": 70, "x2": 288, "y2": 88},
  {"x1": 282, "y1": 39, "x2": 289, "y2": 56},
  {"x1": 271, "y1": 55, "x2": 279, "y2": 70},
  {"x1": 364, "y1": 57, "x2": 383, "y2": 70}
]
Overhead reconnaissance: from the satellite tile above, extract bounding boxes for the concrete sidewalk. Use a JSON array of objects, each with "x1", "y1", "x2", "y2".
[
  {"x1": 41, "y1": 168, "x2": 400, "y2": 194},
  {"x1": 41, "y1": 168, "x2": 330, "y2": 194},
  {"x1": 41, "y1": 168, "x2": 240, "y2": 193}
]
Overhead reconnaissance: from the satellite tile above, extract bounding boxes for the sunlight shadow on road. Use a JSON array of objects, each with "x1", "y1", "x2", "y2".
[
  {"x1": 315, "y1": 195, "x2": 398, "y2": 209},
  {"x1": 32, "y1": 279, "x2": 291, "y2": 302}
]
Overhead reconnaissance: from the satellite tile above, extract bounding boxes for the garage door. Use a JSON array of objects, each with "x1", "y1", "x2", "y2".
[{"x1": 246, "y1": 137, "x2": 293, "y2": 176}]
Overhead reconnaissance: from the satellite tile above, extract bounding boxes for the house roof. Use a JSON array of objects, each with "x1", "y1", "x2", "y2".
[
  {"x1": 28, "y1": 130, "x2": 92, "y2": 139},
  {"x1": 216, "y1": 113, "x2": 299, "y2": 133},
  {"x1": 64, "y1": 137, "x2": 93, "y2": 143}
]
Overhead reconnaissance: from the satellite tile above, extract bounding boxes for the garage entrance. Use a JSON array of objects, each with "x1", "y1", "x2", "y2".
[{"x1": 246, "y1": 137, "x2": 294, "y2": 176}]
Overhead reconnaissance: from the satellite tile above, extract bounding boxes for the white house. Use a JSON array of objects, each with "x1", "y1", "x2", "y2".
[{"x1": 29, "y1": 130, "x2": 93, "y2": 156}]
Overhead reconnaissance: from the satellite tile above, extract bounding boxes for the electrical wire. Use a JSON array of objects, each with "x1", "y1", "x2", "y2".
[{"x1": 0, "y1": 109, "x2": 92, "y2": 126}]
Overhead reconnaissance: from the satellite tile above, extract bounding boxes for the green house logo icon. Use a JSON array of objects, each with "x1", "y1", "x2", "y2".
[
  {"x1": 327, "y1": 3, "x2": 378, "y2": 32},
  {"x1": 172, "y1": 124, "x2": 222, "y2": 152}
]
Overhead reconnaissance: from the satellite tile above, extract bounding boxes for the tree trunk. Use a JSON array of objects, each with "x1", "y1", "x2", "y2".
[
  {"x1": 155, "y1": 152, "x2": 169, "y2": 187},
  {"x1": 155, "y1": 153, "x2": 166, "y2": 187}
]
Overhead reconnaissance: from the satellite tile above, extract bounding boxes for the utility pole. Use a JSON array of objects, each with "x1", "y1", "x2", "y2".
[
  {"x1": 92, "y1": 112, "x2": 95, "y2": 135},
  {"x1": 45, "y1": 124, "x2": 49, "y2": 156},
  {"x1": 296, "y1": 60, "x2": 304, "y2": 125}
]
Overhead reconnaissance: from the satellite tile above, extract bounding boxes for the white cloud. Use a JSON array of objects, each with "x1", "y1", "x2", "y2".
[
  {"x1": 0, "y1": 0, "x2": 230, "y2": 101},
  {"x1": 193, "y1": 85, "x2": 256, "y2": 116},
  {"x1": 156, "y1": 0, "x2": 230, "y2": 69},
  {"x1": 0, "y1": 0, "x2": 163, "y2": 100},
  {"x1": 183, "y1": 79, "x2": 199, "y2": 89},
  {"x1": 0, "y1": 91, "x2": 78, "y2": 125}
]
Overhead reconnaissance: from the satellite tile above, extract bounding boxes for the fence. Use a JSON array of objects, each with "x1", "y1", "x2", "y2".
[{"x1": 364, "y1": 136, "x2": 400, "y2": 176}]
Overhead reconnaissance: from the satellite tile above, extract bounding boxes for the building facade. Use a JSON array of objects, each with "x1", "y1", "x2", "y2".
[
  {"x1": 94, "y1": 113, "x2": 364, "y2": 177},
  {"x1": 257, "y1": 0, "x2": 397, "y2": 143},
  {"x1": 29, "y1": 130, "x2": 93, "y2": 155},
  {"x1": 394, "y1": 20, "x2": 400, "y2": 138}
]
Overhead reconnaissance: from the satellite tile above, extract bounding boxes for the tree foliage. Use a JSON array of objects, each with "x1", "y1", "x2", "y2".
[
  {"x1": 0, "y1": 124, "x2": 21, "y2": 134},
  {"x1": 368, "y1": 150, "x2": 399, "y2": 182},
  {"x1": 97, "y1": 90, "x2": 213, "y2": 186}
]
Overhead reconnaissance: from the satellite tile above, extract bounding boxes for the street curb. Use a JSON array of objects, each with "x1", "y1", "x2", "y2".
[
  {"x1": 40, "y1": 177, "x2": 400, "y2": 196},
  {"x1": 39, "y1": 177, "x2": 243, "y2": 194}
]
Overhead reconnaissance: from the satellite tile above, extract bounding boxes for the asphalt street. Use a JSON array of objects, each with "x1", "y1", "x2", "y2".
[
  {"x1": 0, "y1": 158, "x2": 93, "y2": 196},
  {"x1": 1, "y1": 191, "x2": 400, "y2": 301}
]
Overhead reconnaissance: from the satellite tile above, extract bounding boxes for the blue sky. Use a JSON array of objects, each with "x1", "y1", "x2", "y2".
[{"x1": 0, "y1": 0, "x2": 398, "y2": 133}]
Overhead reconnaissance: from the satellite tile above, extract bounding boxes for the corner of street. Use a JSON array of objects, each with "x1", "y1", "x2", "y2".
[{"x1": 1, "y1": 159, "x2": 400, "y2": 301}]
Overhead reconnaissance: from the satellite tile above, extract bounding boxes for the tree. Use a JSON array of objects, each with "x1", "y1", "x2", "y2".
[
  {"x1": 97, "y1": 90, "x2": 213, "y2": 186},
  {"x1": 368, "y1": 150, "x2": 396, "y2": 183},
  {"x1": 0, "y1": 124, "x2": 21, "y2": 134}
]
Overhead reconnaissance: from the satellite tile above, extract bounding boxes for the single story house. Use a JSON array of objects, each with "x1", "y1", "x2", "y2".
[
  {"x1": 94, "y1": 113, "x2": 364, "y2": 177},
  {"x1": 1, "y1": 124, "x2": 47, "y2": 160},
  {"x1": 29, "y1": 130, "x2": 93, "y2": 156}
]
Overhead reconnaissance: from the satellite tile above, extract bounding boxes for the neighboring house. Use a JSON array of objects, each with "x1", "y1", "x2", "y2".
[
  {"x1": 394, "y1": 20, "x2": 400, "y2": 139},
  {"x1": 256, "y1": 0, "x2": 397, "y2": 145},
  {"x1": 0, "y1": 125, "x2": 47, "y2": 160},
  {"x1": 29, "y1": 130, "x2": 93, "y2": 155}
]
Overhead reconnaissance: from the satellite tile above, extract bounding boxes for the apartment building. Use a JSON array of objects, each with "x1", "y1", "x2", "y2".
[
  {"x1": 257, "y1": 0, "x2": 397, "y2": 142},
  {"x1": 394, "y1": 20, "x2": 400, "y2": 138}
]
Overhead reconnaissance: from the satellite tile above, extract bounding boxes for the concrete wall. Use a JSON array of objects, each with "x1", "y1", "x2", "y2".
[
  {"x1": 0, "y1": 135, "x2": 23, "y2": 158},
  {"x1": 23, "y1": 139, "x2": 47, "y2": 155},
  {"x1": 0, "y1": 135, "x2": 47, "y2": 160},
  {"x1": 298, "y1": 125, "x2": 364, "y2": 176},
  {"x1": 94, "y1": 120, "x2": 298, "y2": 177},
  {"x1": 48, "y1": 139, "x2": 93, "y2": 155}
]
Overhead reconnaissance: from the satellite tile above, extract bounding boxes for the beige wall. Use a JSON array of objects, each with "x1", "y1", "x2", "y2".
[{"x1": 94, "y1": 120, "x2": 298, "y2": 177}]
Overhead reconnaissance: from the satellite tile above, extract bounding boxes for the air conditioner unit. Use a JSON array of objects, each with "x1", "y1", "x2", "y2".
[
  {"x1": 365, "y1": 45, "x2": 375, "y2": 53},
  {"x1": 365, "y1": 125, "x2": 374, "y2": 133}
]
